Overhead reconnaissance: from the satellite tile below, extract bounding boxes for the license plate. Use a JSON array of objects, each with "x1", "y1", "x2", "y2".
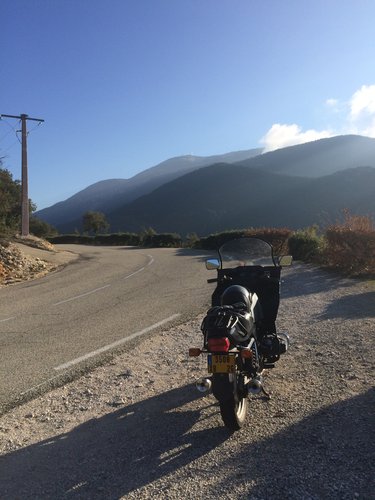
[{"x1": 208, "y1": 354, "x2": 236, "y2": 374}]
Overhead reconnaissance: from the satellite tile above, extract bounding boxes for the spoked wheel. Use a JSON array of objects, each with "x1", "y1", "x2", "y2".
[{"x1": 219, "y1": 395, "x2": 248, "y2": 431}]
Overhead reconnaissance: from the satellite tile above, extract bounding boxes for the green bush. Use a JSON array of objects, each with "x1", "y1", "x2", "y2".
[
  {"x1": 48, "y1": 234, "x2": 94, "y2": 244},
  {"x1": 288, "y1": 226, "x2": 323, "y2": 262},
  {"x1": 94, "y1": 233, "x2": 140, "y2": 246},
  {"x1": 143, "y1": 233, "x2": 182, "y2": 248},
  {"x1": 29, "y1": 216, "x2": 58, "y2": 238}
]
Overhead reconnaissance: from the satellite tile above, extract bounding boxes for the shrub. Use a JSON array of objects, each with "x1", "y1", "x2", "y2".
[
  {"x1": 143, "y1": 232, "x2": 182, "y2": 248},
  {"x1": 48, "y1": 234, "x2": 94, "y2": 245},
  {"x1": 288, "y1": 226, "x2": 324, "y2": 262},
  {"x1": 29, "y1": 216, "x2": 58, "y2": 238},
  {"x1": 94, "y1": 233, "x2": 140, "y2": 246},
  {"x1": 324, "y1": 212, "x2": 375, "y2": 275}
]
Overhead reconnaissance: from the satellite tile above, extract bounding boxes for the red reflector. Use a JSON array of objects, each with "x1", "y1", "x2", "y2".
[{"x1": 207, "y1": 337, "x2": 230, "y2": 352}]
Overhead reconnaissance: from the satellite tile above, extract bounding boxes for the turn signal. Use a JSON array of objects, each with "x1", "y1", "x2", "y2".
[
  {"x1": 241, "y1": 348, "x2": 253, "y2": 359},
  {"x1": 189, "y1": 348, "x2": 202, "y2": 357}
]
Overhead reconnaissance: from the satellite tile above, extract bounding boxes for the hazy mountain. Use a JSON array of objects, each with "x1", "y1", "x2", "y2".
[
  {"x1": 236, "y1": 135, "x2": 375, "y2": 177},
  {"x1": 107, "y1": 164, "x2": 375, "y2": 235},
  {"x1": 35, "y1": 148, "x2": 262, "y2": 231},
  {"x1": 35, "y1": 135, "x2": 375, "y2": 234}
]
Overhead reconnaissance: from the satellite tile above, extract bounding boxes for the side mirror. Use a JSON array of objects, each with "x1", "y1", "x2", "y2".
[
  {"x1": 206, "y1": 258, "x2": 220, "y2": 270},
  {"x1": 277, "y1": 255, "x2": 293, "y2": 267}
]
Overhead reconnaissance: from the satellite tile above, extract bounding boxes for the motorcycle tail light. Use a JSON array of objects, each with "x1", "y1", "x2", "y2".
[{"x1": 207, "y1": 337, "x2": 230, "y2": 352}]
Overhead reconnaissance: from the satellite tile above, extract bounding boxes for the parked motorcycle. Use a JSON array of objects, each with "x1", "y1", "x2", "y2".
[{"x1": 189, "y1": 237, "x2": 292, "y2": 431}]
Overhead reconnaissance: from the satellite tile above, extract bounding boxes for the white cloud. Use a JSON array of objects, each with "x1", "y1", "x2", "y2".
[
  {"x1": 350, "y1": 84, "x2": 375, "y2": 118},
  {"x1": 326, "y1": 98, "x2": 338, "y2": 108},
  {"x1": 259, "y1": 84, "x2": 375, "y2": 152},
  {"x1": 260, "y1": 124, "x2": 333, "y2": 153},
  {"x1": 348, "y1": 84, "x2": 375, "y2": 137}
]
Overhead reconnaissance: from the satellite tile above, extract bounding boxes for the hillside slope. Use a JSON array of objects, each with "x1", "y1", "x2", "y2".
[
  {"x1": 236, "y1": 135, "x2": 375, "y2": 177},
  {"x1": 108, "y1": 165, "x2": 375, "y2": 235},
  {"x1": 35, "y1": 149, "x2": 262, "y2": 231}
]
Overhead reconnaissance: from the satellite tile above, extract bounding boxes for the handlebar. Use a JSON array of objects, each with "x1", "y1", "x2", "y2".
[{"x1": 207, "y1": 267, "x2": 280, "y2": 285}]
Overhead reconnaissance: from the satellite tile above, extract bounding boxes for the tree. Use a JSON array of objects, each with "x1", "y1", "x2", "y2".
[
  {"x1": 0, "y1": 166, "x2": 37, "y2": 236},
  {"x1": 0, "y1": 167, "x2": 22, "y2": 235},
  {"x1": 82, "y1": 211, "x2": 109, "y2": 234},
  {"x1": 29, "y1": 216, "x2": 58, "y2": 238}
]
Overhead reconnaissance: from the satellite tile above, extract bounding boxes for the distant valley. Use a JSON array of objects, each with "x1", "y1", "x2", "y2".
[{"x1": 36, "y1": 135, "x2": 375, "y2": 236}]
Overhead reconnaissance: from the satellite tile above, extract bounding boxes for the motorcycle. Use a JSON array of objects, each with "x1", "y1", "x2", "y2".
[{"x1": 189, "y1": 237, "x2": 292, "y2": 431}]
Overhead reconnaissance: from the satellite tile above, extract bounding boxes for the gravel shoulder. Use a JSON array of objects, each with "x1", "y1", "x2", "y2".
[{"x1": 0, "y1": 263, "x2": 374, "y2": 499}]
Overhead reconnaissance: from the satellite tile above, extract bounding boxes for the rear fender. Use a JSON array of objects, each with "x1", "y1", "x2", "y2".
[{"x1": 212, "y1": 373, "x2": 235, "y2": 401}]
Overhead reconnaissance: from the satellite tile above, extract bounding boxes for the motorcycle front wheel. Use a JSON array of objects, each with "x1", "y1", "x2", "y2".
[{"x1": 219, "y1": 394, "x2": 247, "y2": 431}]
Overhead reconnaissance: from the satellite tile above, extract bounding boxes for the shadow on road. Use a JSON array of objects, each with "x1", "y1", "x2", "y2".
[
  {"x1": 320, "y1": 290, "x2": 375, "y2": 319},
  {"x1": 114, "y1": 246, "x2": 213, "y2": 263},
  {"x1": 210, "y1": 388, "x2": 375, "y2": 499},
  {"x1": 281, "y1": 264, "x2": 359, "y2": 299},
  {"x1": 0, "y1": 385, "x2": 228, "y2": 498}
]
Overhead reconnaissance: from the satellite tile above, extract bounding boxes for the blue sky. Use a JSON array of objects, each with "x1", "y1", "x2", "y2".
[{"x1": 1, "y1": 0, "x2": 375, "y2": 210}]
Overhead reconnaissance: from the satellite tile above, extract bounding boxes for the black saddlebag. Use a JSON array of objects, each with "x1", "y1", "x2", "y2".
[{"x1": 201, "y1": 305, "x2": 255, "y2": 345}]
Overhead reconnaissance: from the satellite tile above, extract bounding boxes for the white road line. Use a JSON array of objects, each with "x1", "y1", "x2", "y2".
[
  {"x1": 0, "y1": 316, "x2": 16, "y2": 323},
  {"x1": 123, "y1": 267, "x2": 145, "y2": 279},
  {"x1": 53, "y1": 284, "x2": 111, "y2": 306},
  {"x1": 123, "y1": 255, "x2": 153, "y2": 279},
  {"x1": 53, "y1": 254, "x2": 154, "y2": 304},
  {"x1": 53, "y1": 313, "x2": 181, "y2": 371}
]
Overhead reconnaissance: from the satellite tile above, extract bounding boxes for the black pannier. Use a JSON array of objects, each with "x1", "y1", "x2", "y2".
[{"x1": 201, "y1": 305, "x2": 255, "y2": 344}]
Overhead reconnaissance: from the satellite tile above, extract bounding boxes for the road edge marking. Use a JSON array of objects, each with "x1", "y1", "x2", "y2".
[
  {"x1": 0, "y1": 316, "x2": 16, "y2": 323},
  {"x1": 53, "y1": 313, "x2": 181, "y2": 371},
  {"x1": 52, "y1": 284, "x2": 111, "y2": 306}
]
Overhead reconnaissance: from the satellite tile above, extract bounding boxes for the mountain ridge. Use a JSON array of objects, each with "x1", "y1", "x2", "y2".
[
  {"x1": 35, "y1": 148, "x2": 262, "y2": 230},
  {"x1": 35, "y1": 135, "x2": 375, "y2": 234},
  {"x1": 107, "y1": 164, "x2": 375, "y2": 235}
]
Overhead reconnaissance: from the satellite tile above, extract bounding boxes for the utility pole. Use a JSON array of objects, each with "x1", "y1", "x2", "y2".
[{"x1": 0, "y1": 113, "x2": 44, "y2": 236}]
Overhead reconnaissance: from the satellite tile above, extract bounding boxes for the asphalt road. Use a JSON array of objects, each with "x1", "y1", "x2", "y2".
[{"x1": 0, "y1": 245, "x2": 214, "y2": 414}]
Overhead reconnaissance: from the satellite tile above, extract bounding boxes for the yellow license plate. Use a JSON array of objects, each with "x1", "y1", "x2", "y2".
[{"x1": 208, "y1": 354, "x2": 236, "y2": 374}]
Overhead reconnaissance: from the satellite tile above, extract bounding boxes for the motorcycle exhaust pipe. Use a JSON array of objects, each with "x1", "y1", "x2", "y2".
[
  {"x1": 195, "y1": 377, "x2": 212, "y2": 393},
  {"x1": 277, "y1": 332, "x2": 290, "y2": 353},
  {"x1": 248, "y1": 375, "x2": 263, "y2": 395}
]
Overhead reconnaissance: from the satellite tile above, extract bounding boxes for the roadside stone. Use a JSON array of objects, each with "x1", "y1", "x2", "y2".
[{"x1": 0, "y1": 240, "x2": 53, "y2": 286}]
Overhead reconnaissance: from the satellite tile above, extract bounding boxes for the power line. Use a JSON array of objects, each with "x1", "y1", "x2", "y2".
[
  {"x1": 1, "y1": 137, "x2": 22, "y2": 154},
  {"x1": 0, "y1": 127, "x2": 15, "y2": 143}
]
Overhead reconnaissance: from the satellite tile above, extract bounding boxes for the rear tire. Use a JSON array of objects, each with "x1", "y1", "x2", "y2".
[{"x1": 219, "y1": 395, "x2": 247, "y2": 431}]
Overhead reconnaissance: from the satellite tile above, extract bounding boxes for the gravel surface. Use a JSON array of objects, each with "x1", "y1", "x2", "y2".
[{"x1": 0, "y1": 263, "x2": 374, "y2": 499}]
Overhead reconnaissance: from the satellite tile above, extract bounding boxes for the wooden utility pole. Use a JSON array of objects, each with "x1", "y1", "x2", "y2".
[{"x1": 0, "y1": 113, "x2": 44, "y2": 236}]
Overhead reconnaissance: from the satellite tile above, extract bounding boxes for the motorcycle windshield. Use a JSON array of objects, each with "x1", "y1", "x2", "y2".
[{"x1": 219, "y1": 238, "x2": 275, "y2": 268}]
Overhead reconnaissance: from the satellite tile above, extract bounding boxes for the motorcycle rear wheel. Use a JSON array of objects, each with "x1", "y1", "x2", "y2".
[{"x1": 219, "y1": 395, "x2": 247, "y2": 431}]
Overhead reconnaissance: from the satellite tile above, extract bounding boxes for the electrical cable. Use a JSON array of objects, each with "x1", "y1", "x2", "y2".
[{"x1": 0, "y1": 127, "x2": 14, "y2": 143}]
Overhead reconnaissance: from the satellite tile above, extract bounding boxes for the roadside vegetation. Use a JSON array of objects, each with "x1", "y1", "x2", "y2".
[
  {"x1": 0, "y1": 166, "x2": 57, "y2": 240},
  {"x1": 46, "y1": 214, "x2": 375, "y2": 277}
]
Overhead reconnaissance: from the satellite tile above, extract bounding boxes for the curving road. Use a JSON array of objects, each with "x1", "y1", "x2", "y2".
[{"x1": 0, "y1": 245, "x2": 214, "y2": 413}]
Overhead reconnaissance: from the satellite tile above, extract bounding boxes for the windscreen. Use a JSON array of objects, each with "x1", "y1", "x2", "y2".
[{"x1": 219, "y1": 238, "x2": 275, "y2": 268}]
